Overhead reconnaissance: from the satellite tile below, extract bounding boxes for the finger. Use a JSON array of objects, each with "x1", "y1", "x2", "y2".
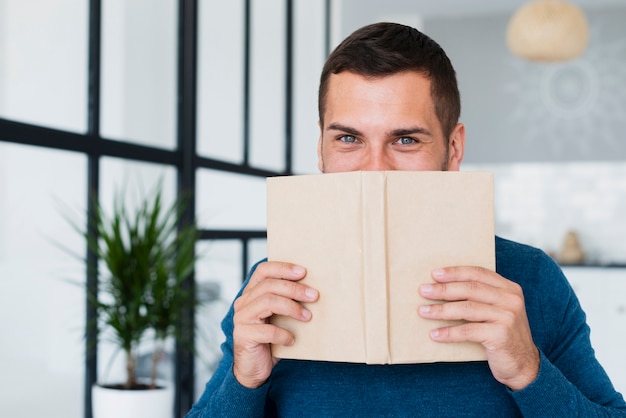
[
  {"x1": 235, "y1": 323, "x2": 297, "y2": 347},
  {"x1": 428, "y1": 321, "x2": 502, "y2": 346},
  {"x1": 418, "y1": 300, "x2": 502, "y2": 323},
  {"x1": 246, "y1": 276, "x2": 319, "y2": 304},
  {"x1": 235, "y1": 292, "x2": 313, "y2": 324},
  {"x1": 419, "y1": 280, "x2": 502, "y2": 305},
  {"x1": 431, "y1": 266, "x2": 507, "y2": 288},
  {"x1": 247, "y1": 261, "x2": 307, "y2": 290}
]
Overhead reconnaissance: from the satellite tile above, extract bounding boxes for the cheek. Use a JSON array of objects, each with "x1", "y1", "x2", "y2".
[
  {"x1": 394, "y1": 151, "x2": 447, "y2": 171},
  {"x1": 323, "y1": 159, "x2": 354, "y2": 174},
  {"x1": 320, "y1": 150, "x2": 360, "y2": 173}
]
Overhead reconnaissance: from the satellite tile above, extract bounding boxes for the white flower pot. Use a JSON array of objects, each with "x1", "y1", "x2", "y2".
[{"x1": 92, "y1": 382, "x2": 174, "y2": 418}]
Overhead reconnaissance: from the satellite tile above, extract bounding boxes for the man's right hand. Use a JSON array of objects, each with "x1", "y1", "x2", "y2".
[{"x1": 232, "y1": 261, "x2": 318, "y2": 389}]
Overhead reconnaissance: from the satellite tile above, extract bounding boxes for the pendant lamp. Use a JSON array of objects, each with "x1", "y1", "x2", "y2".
[{"x1": 507, "y1": 0, "x2": 589, "y2": 62}]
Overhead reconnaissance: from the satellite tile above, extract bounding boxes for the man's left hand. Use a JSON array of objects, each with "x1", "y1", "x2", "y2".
[{"x1": 418, "y1": 266, "x2": 540, "y2": 391}]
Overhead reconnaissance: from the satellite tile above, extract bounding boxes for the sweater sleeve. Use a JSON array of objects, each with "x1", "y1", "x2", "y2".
[
  {"x1": 511, "y1": 350, "x2": 626, "y2": 417},
  {"x1": 185, "y1": 261, "x2": 272, "y2": 418},
  {"x1": 507, "y1": 251, "x2": 626, "y2": 417}
]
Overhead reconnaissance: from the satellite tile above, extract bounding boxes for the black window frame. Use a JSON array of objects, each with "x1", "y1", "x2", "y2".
[{"x1": 0, "y1": 0, "x2": 331, "y2": 416}]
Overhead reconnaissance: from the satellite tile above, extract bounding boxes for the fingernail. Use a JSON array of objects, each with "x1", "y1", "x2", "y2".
[
  {"x1": 432, "y1": 268, "x2": 445, "y2": 278},
  {"x1": 305, "y1": 287, "x2": 318, "y2": 299},
  {"x1": 420, "y1": 284, "x2": 433, "y2": 295},
  {"x1": 419, "y1": 305, "x2": 430, "y2": 315},
  {"x1": 431, "y1": 329, "x2": 440, "y2": 339},
  {"x1": 302, "y1": 309, "x2": 311, "y2": 320},
  {"x1": 293, "y1": 265, "x2": 305, "y2": 275}
]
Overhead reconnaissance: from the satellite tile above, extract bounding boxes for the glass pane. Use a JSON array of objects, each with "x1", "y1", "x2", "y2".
[
  {"x1": 196, "y1": 240, "x2": 244, "y2": 317},
  {"x1": 0, "y1": 143, "x2": 86, "y2": 417},
  {"x1": 249, "y1": 0, "x2": 286, "y2": 171},
  {"x1": 248, "y1": 238, "x2": 268, "y2": 269},
  {"x1": 196, "y1": 169, "x2": 267, "y2": 230},
  {"x1": 101, "y1": 0, "x2": 177, "y2": 149},
  {"x1": 97, "y1": 158, "x2": 177, "y2": 385},
  {"x1": 0, "y1": 0, "x2": 88, "y2": 133},
  {"x1": 194, "y1": 239, "x2": 243, "y2": 399},
  {"x1": 192, "y1": 238, "x2": 268, "y2": 400},
  {"x1": 99, "y1": 157, "x2": 177, "y2": 216},
  {"x1": 197, "y1": 0, "x2": 245, "y2": 163},
  {"x1": 293, "y1": 0, "x2": 328, "y2": 174}
]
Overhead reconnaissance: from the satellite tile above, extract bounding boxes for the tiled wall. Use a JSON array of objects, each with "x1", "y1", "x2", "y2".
[{"x1": 463, "y1": 162, "x2": 626, "y2": 265}]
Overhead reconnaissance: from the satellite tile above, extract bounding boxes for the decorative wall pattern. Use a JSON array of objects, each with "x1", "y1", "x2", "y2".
[
  {"x1": 504, "y1": 21, "x2": 626, "y2": 159},
  {"x1": 428, "y1": 8, "x2": 626, "y2": 164}
]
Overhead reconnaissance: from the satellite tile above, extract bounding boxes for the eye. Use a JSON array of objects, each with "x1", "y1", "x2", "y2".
[
  {"x1": 396, "y1": 137, "x2": 418, "y2": 145},
  {"x1": 339, "y1": 135, "x2": 358, "y2": 143}
]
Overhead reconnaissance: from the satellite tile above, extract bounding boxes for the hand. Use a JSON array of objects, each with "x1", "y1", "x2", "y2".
[
  {"x1": 232, "y1": 261, "x2": 319, "y2": 389},
  {"x1": 418, "y1": 266, "x2": 540, "y2": 391}
]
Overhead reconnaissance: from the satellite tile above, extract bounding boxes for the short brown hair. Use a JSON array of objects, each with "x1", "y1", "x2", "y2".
[{"x1": 318, "y1": 22, "x2": 460, "y2": 139}]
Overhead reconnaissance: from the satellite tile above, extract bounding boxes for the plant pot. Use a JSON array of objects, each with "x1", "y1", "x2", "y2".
[{"x1": 92, "y1": 381, "x2": 174, "y2": 418}]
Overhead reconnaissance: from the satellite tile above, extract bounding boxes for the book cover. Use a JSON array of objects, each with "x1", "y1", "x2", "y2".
[{"x1": 267, "y1": 171, "x2": 494, "y2": 364}]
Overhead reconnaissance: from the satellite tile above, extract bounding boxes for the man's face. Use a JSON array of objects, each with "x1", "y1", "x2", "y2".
[{"x1": 317, "y1": 71, "x2": 465, "y2": 173}]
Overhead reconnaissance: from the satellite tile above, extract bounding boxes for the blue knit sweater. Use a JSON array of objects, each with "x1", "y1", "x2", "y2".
[{"x1": 187, "y1": 237, "x2": 626, "y2": 417}]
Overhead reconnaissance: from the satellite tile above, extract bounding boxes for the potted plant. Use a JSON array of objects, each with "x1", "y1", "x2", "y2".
[{"x1": 79, "y1": 184, "x2": 199, "y2": 418}]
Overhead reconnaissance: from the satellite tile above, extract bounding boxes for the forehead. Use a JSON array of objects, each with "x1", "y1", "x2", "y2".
[{"x1": 323, "y1": 71, "x2": 440, "y2": 132}]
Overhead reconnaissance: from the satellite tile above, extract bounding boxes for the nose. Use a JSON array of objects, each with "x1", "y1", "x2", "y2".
[{"x1": 362, "y1": 148, "x2": 393, "y2": 171}]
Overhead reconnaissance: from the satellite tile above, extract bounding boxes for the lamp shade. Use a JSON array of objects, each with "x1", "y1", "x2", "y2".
[{"x1": 507, "y1": 0, "x2": 589, "y2": 62}]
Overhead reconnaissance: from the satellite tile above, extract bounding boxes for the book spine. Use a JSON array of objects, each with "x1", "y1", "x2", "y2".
[{"x1": 361, "y1": 172, "x2": 391, "y2": 364}]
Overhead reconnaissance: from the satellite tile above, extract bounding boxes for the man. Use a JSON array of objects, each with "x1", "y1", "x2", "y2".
[{"x1": 187, "y1": 22, "x2": 626, "y2": 416}]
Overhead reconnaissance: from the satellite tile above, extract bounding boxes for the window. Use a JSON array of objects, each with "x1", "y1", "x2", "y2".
[{"x1": 0, "y1": 0, "x2": 329, "y2": 416}]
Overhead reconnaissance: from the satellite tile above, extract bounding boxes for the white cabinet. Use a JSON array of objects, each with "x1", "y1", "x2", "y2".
[{"x1": 563, "y1": 267, "x2": 626, "y2": 395}]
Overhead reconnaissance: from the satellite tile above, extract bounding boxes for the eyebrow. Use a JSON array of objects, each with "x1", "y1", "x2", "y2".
[
  {"x1": 327, "y1": 123, "x2": 432, "y2": 138},
  {"x1": 326, "y1": 123, "x2": 363, "y2": 137}
]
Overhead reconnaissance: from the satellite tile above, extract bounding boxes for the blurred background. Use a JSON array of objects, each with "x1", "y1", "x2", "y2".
[{"x1": 1, "y1": 0, "x2": 625, "y2": 417}]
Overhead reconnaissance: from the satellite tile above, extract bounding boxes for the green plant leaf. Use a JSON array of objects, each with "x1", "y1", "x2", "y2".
[{"x1": 63, "y1": 180, "x2": 201, "y2": 388}]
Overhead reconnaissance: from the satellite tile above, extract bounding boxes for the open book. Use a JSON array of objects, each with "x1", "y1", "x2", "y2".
[{"x1": 267, "y1": 171, "x2": 494, "y2": 364}]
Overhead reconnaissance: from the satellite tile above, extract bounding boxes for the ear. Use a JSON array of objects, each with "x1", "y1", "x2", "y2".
[
  {"x1": 447, "y1": 123, "x2": 465, "y2": 171},
  {"x1": 317, "y1": 120, "x2": 324, "y2": 173}
]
